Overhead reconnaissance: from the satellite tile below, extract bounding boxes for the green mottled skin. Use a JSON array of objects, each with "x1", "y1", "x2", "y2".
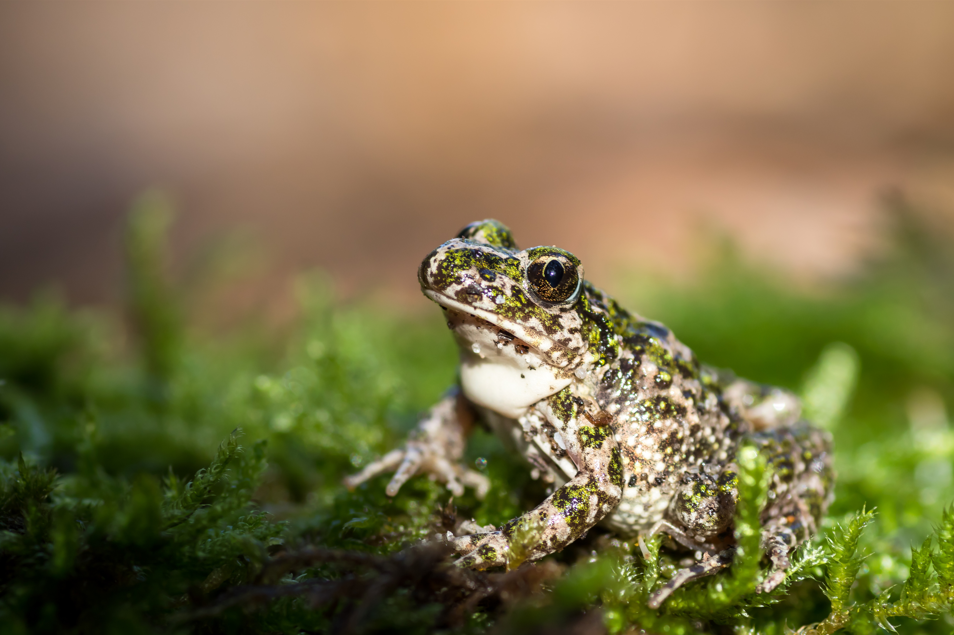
[
  {"x1": 549, "y1": 387, "x2": 578, "y2": 424},
  {"x1": 348, "y1": 220, "x2": 834, "y2": 598},
  {"x1": 579, "y1": 425, "x2": 612, "y2": 450}
]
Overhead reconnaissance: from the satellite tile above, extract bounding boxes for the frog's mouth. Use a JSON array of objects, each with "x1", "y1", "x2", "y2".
[{"x1": 423, "y1": 289, "x2": 564, "y2": 364}]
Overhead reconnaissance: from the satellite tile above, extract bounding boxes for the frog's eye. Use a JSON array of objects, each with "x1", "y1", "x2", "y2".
[{"x1": 527, "y1": 255, "x2": 581, "y2": 304}]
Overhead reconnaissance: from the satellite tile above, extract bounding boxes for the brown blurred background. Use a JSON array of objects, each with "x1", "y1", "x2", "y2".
[{"x1": 2, "y1": 2, "x2": 953, "y2": 307}]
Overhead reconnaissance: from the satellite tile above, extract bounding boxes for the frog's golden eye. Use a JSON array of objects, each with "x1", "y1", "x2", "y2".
[{"x1": 527, "y1": 256, "x2": 581, "y2": 304}]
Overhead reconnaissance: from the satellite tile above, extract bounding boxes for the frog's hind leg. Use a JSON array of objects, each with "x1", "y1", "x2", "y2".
[
  {"x1": 758, "y1": 523, "x2": 800, "y2": 593},
  {"x1": 750, "y1": 423, "x2": 834, "y2": 592},
  {"x1": 722, "y1": 377, "x2": 801, "y2": 431},
  {"x1": 728, "y1": 390, "x2": 831, "y2": 591},
  {"x1": 756, "y1": 495, "x2": 812, "y2": 593},
  {"x1": 647, "y1": 549, "x2": 734, "y2": 609}
]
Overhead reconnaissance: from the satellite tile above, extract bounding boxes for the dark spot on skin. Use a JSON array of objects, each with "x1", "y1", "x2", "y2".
[
  {"x1": 498, "y1": 330, "x2": 514, "y2": 341},
  {"x1": 627, "y1": 475, "x2": 638, "y2": 488},
  {"x1": 477, "y1": 544, "x2": 497, "y2": 562},
  {"x1": 579, "y1": 302, "x2": 619, "y2": 366},
  {"x1": 549, "y1": 388, "x2": 578, "y2": 424},
  {"x1": 600, "y1": 355, "x2": 642, "y2": 395},
  {"x1": 660, "y1": 431, "x2": 681, "y2": 452},
  {"x1": 635, "y1": 395, "x2": 687, "y2": 422},
  {"x1": 676, "y1": 357, "x2": 700, "y2": 378},
  {"x1": 541, "y1": 422, "x2": 567, "y2": 458},
  {"x1": 479, "y1": 268, "x2": 496, "y2": 282},
  {"x1": 455, "y1": 283, "x2": 485, "y2": 304},
  {"x1": 643, "y1": 322, "x2": 670, "y2": 341},
  {"x1": 608, "y1": 448, "x2": 623, "y2": 488},
  {"x1": 718, "y1": 471, "x2": 738, "y2": 493},
  {"x1": 654, "y1": 370, "x2": 673, "y2": 389},
  {"x1": 551, "y1": 481, "x2": 592, "y2": 531},
  {"x1": 654, "y1": 476, "x2": 665, "y2": 486},
  {"x1": 620, "y1": 357, "x2": 640, "y2": 373}
]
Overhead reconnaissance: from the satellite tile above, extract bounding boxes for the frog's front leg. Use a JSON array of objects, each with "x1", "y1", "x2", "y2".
[
  {"x1": 344, "y1": 388, "x2": 490, "y2": 498},
  {"x1": 453, "y1": 389, "x2": 623, "y2": 569}
]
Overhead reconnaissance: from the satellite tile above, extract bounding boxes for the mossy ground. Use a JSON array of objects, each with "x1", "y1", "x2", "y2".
[{"x1": 2, "y1": 193, "x2": 954, "y2": 634}]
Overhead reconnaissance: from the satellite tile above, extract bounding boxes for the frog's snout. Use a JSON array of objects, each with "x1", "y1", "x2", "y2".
[{"x1": 418, "y1": 247, "x2": 440, "y2": 289}]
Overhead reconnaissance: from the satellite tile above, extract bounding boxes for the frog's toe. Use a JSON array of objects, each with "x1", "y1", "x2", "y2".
[
  {"x1": 757, "y1": 569, "x2": 787, "y2": 594},
  {"x1": 343, "y1": 449, "x2": 404, "y2": 491},
  {"x1": 417, "y1": 453, "x2": 490, "y2": 498},
  {"x1": 647, "y1": 549, "x2": 733, "y2": 609},
  {"x1": 385, "y1": 444, "x2": 428, "y2": 496},
  {"x1": 460, "y1": 469, "x2": 491, "y2": 499}
]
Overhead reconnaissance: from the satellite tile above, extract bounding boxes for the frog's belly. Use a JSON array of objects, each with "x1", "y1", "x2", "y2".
[
  {"x1": 479, "y1": 408, "x2": 672, "y2": 536},
  {"x1": 602, "y1": 487, "x2": 672, "y2": 537}
]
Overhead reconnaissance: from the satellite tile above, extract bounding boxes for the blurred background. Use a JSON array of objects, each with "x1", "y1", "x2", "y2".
[
  {"x1": 2, "y1": 2, "x2": 954, "y2": 307},
  {"x1": 4, "y1": 6, "x2": 954, "y2": 631}
]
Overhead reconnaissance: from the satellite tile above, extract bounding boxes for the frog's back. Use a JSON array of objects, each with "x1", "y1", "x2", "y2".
[
  {"x1": 571, "y1": 286, "x2": 736, "y2": 532},
  {"x1": 581, "y1": 284, "x2": 833, "y2": 538}
]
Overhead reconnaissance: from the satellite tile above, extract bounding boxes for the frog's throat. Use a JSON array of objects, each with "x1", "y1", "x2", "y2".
[{"x1": 423, "y1": 288, "x2": 574, "y2": 368}]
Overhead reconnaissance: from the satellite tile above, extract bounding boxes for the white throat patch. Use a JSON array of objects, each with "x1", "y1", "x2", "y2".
[{"x1": 447, "y1": 311, "x2": 571, "y2": 419}]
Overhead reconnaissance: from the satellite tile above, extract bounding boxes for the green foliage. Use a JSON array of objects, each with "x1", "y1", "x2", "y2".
[
  {"x1": 802, "y1": 342, "x2": 860, "y2": 430},
  {"x1": 824, "y1": 508, "x2": 876, "y2": 615},
  {"x1": 125, "y1": 190, "x2": 183, "y2": 395},
  {"x1": 795, "y1": 506, "x2": 954, "y2": 634},
  {"x1": 2, "y1": 194, "x2": 954, "y2": 633},
  {"x1": 0, "y1": 429, "x2": 283, "y2": 634}
]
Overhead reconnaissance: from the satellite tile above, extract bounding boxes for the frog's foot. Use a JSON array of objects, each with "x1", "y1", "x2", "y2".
[
  {"x1": 344, "y1": 441, "x2": 490, "y2": 498},
  {"x1": 647, "y1": 548, "x2": 734, "y2": 609},
  {"x1": 344, "y1": 390, "x2": 490, "y2": 498}
]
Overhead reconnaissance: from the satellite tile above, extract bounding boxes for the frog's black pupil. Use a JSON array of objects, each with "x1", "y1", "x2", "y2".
[{"x1": 544, "y1": 260, "x2": 564, "y2": 287}]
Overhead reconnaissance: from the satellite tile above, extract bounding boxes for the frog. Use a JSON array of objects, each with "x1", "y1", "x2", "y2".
[{"x1": 345, "y1": 219, "x2": 834, "y2": 606}]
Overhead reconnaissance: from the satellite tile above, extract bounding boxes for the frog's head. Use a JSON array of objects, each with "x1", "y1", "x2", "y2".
[{"x1": 418, "y1": 219, "x2": 593, "y2": 373}]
